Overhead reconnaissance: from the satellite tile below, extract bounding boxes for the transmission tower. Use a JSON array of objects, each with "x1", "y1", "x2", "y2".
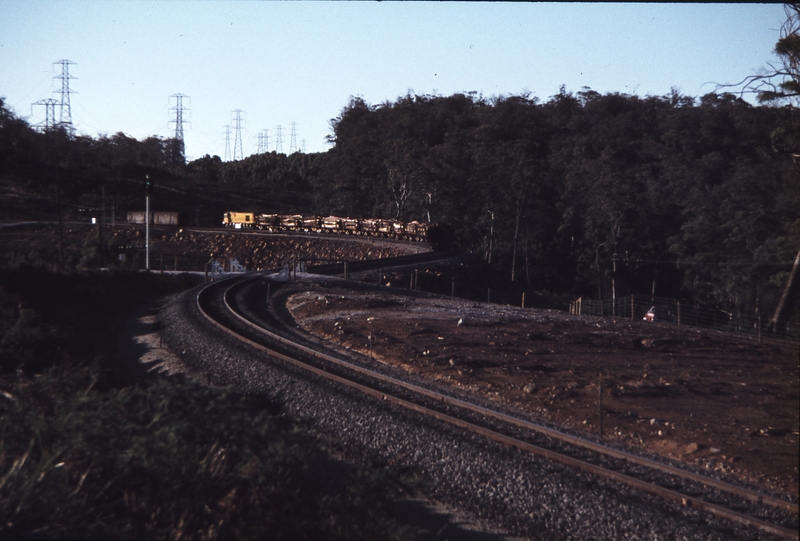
[
  {"x1": 169, "y1": 94, "x2": 191, "y2": 142},
  {"x1": 255, "y1": 129, "x2": 270, "y2": 154},
  {"x1": 275, "y1": 125, "x2": 283, "y2": 154},
  {"x1": 289, "y1": 121, "x2": 298, "y2": 154},
  {"x1": 31, "y1": 98, "x2": 59, "y2": 131},
  {"x1": 53, "y1": 59, "x2": 77, "y2": 134},
  {"x1": 223, "y1": 125, "x2": 232, "y2": 162},
  {"x1": 232, "y1": 109, "x2": 245, "y2": 161},
  {"x1": 301, "y1": 138, "x2": 307, "y2": 154}
]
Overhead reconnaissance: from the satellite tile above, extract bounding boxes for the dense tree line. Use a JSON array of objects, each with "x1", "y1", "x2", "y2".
[
  {"x1": 2, "y1": 82, "x2": 797, "y2": 320},
  {"x1": 317, "y1": 90, "x2": 797, "y2": 314}
]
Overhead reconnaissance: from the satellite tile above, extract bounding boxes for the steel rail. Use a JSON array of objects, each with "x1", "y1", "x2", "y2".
[
  {"x1": 196, "y1": 277, "x2": 798, "y2": 540},
  {"x1": 222, "y1": 277, "x2": 798, "y2": 513}
]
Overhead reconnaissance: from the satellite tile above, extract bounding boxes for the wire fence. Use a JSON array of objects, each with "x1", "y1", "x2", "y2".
[{"x1": 569, "y1": 295, "x2": 798, "y2": 343}]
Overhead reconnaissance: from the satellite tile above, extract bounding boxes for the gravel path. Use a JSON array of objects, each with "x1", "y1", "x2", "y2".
[{"x1": 159, "y1": 283, "x2": 782, "y2": 541}]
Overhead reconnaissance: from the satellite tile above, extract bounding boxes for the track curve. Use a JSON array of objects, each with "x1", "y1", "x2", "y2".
[{"x1": 194, "y1": 273, "x2": 798, "y2": 540}]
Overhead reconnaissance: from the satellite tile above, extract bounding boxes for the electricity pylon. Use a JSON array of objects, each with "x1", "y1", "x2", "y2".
[
  {"x1": 169, "y1": 93, "x2": 191, "y2": 141},
  {"x1": 53, "y1": 59, "x2": 77, "y2": 134},
  {"x1": 289, "y1": 121, "x2": 298, "y2": 154},
  {"x1": 223, "y1": 125, "x2": 232, "y2": 162},
  {"x1": 256, "y1": 129, "x2": 270, "y2": 153},
  {"x1": 232, "y1": 109, "x2": 245, "y2": 161},
  {"x1": 32, "y1": 98, "x2": 59, "y2": 131},
  {"x1": 275, "y1": 125, "x2": 283, "y2": 154}
]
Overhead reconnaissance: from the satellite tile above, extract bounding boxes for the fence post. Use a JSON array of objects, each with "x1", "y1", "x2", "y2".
[
  {"x1": 598, "y1": 377, "x2": 603, "y2": 439},
  {"x1": 757, "y1": 307, "x2": 762, "y2": 344},
  {"x1": 522, "y1": 292, "x2": 526, "y2": 308}
]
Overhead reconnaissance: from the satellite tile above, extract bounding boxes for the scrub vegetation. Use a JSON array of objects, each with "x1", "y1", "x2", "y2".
[{"x1": 0, "y1": 268, "x2": 419, "y2": 539}]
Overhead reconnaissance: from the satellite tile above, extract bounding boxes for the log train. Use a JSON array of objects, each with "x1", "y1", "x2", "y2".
[{"x1": 223, "y1": 211, "x2": 453, "y2": 248}]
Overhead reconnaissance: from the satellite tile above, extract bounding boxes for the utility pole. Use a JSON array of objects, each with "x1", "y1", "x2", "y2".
[
  {"x1": 31, "y1": 98, "x2": 59, "y2": 131},
  {"x1": 289, "y1": 121, "x2": 298, "y2": 154},
  {"x1": 487, "y1": 209, "x2": 495, "y2": 265},
  {"x1": 223, "y1": 125, "x2": 232, "y2": 162},
  {"x1": 232, "y1": 109, "x2": 245, "y2": 161},
  {"x1": 53, "y1": 59, "x2": 77, "y2": 134},
  {"x1": 99, "y1": 183, "x2": 105, "y2": 265},
  {"x1": 57, "y1": 182, "x2": 65, "y2": 268},
  {"x1": 145, "y1": 175, "x2": 152, "y2": 271},
  {"x1": 275, "y1": 125, "x2": 283, "y2": 154}
]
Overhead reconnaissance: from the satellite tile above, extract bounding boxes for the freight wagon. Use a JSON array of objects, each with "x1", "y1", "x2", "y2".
[
  {"x1": 222, "y1": 211, "x2": 454, "y2": 249},
  {"x1": 127, "y1": 211, "x2": 184, "y2": 226}
]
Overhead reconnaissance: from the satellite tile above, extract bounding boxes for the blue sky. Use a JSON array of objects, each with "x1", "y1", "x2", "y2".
[{"x1": 0, "y1": 2, "x2": 788, "y2": 161}]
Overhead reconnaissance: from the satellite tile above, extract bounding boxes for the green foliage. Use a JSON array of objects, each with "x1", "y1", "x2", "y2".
[
  {"x1": 0, "y1": 366, "x2": 417, "y2": 540},
  {"x1": 322, "y1": 88, "x2": 797, "y2": 315},
  {"x1": 0, "y1": 270, "x2": 419, "y2": 540}
]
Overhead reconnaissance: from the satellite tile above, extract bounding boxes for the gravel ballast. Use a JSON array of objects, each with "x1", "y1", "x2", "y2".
[{"x1": 159, "y1": 282, "x2": 781, "y2": 540}]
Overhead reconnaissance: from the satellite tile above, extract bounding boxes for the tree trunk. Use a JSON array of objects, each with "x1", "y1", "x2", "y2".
[
  {"x1": 596, "y1": 248, "x2": 604, "y2": 316},
  {"x1": 769, "y1": 249, "x2": 800, "y2": 334},
  {"x1": 511, "y1": 205, "x2": 521, "y2": 281}
]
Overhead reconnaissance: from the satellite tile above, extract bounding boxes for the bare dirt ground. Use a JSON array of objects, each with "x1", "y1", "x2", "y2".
[{"x1": 286, "y1": 285, "x2": 800, "y2": 498}]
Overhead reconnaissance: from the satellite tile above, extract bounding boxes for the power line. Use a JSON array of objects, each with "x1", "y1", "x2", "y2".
[
  {"x1": 53, "y1": 59, "x2": 77, "y2": 134},
  {"x1": 232, "y1": 109, "x2": 245, "y2": 161}
]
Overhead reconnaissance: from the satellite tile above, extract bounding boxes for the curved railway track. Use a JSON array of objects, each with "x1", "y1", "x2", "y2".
[{"x1": 196, "y1": 273, "x2": 798, "y2": 540}]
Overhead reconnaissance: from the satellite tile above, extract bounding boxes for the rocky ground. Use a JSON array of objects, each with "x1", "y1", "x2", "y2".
[
  {"x1": 0, "y1": 223, "x2": 426, "y2": 271},
  {"x1": 286, "y1": 285, "x2": 800, "y2": 499}
]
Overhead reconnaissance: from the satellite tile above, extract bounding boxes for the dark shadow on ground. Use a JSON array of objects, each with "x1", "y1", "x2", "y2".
[{"x1": 394, "y1": 499, "x2": 512, "y2": 540}]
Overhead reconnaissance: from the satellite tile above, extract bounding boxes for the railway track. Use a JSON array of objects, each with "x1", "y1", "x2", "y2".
[{"x1": 196, "y1": 273, "x2": 798, "y2": 540}]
